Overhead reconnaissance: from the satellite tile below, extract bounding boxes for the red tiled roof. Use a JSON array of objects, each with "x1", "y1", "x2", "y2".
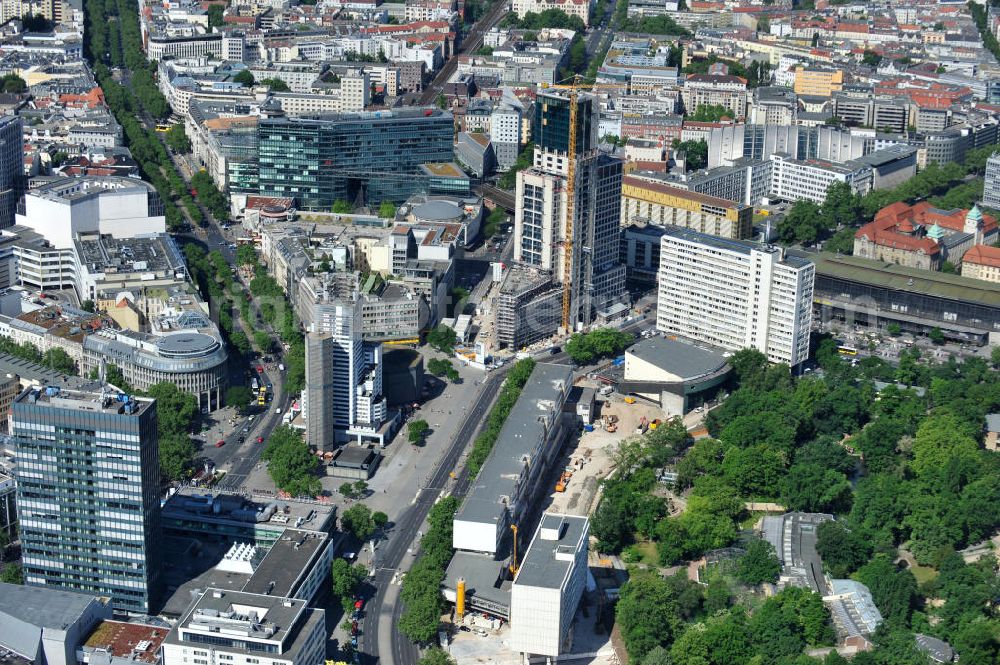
[
  {"x1": 856, "y1": 201, "x2": 998, "y2": 254},
  {"x1": 963, "y1": 244, "x2": 1000, "y2": 268},
  {"x1": 246, "y1": 196, "x2": 293, "y2": 210}
]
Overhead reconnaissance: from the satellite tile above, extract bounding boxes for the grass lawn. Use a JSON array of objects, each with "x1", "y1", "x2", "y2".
[
  {"x1": 634, "y1": 540, "x2": 660, "y2": 566},
  {"x1": 909, "y1": 563, "x2": 938, "y2": 585}
]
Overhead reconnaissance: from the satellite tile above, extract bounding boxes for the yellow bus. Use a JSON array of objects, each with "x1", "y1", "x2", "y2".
[
  {"x1": 837, "y1": 345, "x2": 858, "y2": 356},
  {"x1": 155, "y1": 124, "x2": 171, "y2": 133}
]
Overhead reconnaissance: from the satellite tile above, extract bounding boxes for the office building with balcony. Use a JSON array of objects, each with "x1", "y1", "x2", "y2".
[
  {"x1": 257, "y1": 108, "x2": 454, "y2": 209},
  {"x1": 12, "y1": 385, "x2": 161, "y2": 614},
  {"x1": 300, "y1": 273, "x2": 393, "y2": 450},
  {"x1": 768, "y1": 153, "x2": 872, "y2": 203},
  {"x1": 657, "y1": 226, "x2": 814, "y2": 366},
  {"x1": 160, "y1": 589, "x2": 325, "y2": 665}
]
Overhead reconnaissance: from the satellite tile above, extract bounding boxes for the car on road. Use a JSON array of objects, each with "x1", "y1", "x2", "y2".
[
  {"x1": 257, "y1": 436, "x2": 264, "y2": 444},
  {"x1": 238, "y1": 436, "x2": 245, "y2": 444},
  {"x1": 215, "y1": 440, "x2": 225, "y2": 448},
  {"x1": 256, "y1": 365, "x2": 264, "y2": 373}
]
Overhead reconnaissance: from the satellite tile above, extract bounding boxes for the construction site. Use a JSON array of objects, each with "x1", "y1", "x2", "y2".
[{"x1": 442, "y1": 368, "x2": 663, "y2": 665}]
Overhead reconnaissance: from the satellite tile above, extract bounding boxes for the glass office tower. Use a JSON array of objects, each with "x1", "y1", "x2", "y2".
[
  {"x1": 257, "y1": 108, "x2": 455, "y2": 209},
  {"x1": 12, "y1": 386, "x2": 162, "y2": 614}
]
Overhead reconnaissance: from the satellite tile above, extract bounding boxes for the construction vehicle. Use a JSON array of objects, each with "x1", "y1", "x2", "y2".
[
  {"x1": 606, "y1": 422, "x2": 618, "y2": 433},
  {"x1": 649, "y1": 418, "x2": 662, "y2": 430},
  {"x1": 635, "y1": 416, "x2": 649, "y2": 434},
  {"x1": 555, "y1": 471, "x2": 572, "y2": 492},
  {"x1": 539, "y1": 78, "x2": 629, "y2": 332},
  {"x1": 624, "y1": 396, "x2": 636, "y2": 404}
]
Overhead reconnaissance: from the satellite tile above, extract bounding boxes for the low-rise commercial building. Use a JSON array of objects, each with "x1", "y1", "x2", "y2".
[
  {"x1": 161, "y1": 590, "x2": 326, "y2": 665},
  {"x1": 77, "y1": 621, "x2": 166, "y2": 665},
  {"x1": 620, "y1": 335, "x2": 731, "y2": 415},
  {"x1": 808, "y1": 251, "x2": 1000, "y2": 345},
  {"x1": 444, "y1": 363, "x2": 574, "y2": 619},
  {"x1": 509, "y1": 514, "x2": 589, "y2": 659},
  {"x1": 0, "y1": 584, "x2": 112, "y2": 665}
]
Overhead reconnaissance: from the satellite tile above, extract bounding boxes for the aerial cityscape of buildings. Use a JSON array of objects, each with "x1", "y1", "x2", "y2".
[{"x1": 1, "y1": 0, "x2": 1000, "y2": 662}]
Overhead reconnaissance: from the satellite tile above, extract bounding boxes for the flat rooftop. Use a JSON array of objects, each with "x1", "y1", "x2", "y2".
[
  {"x1": 75, "y1": 232, "x2": 185, "y2": 276},
  {"x1": 627, "y1": 335, "x2": 729, "y2": 380},
  {"x1": 162, "y1": 488, "x2": 335, "y2": 534},
  {"x1": 0, "y1": 351, "x2": 90, "y2": 388},
  {"x1": 420, "y1": 162, "x2": 468, "y2": 178},
  {"x1": 82, "y1": 621, "x2": 167, "y2": 664},
  {"x1": 28, "y1": 176, "x2": 156, "y2": 202},
  {"x1": 455, "y1": 363, "x2": 573, "y2": 526},
  {"x1": 513, "y1": 514, "x2": 588, "y2": 590},
  {"x1": 240, "y1": 530, "x2": 327, "y2": 596},
  {"x1": 498, "y1": 264, "x2": 555, "y2": 296},
  {"x1": 444, "y1": 550, "x2": 511, "y2": 610},
  {"x1": 0, "y1": 582, "x2": 105, "y2": 629},
  {"x1": 663, "y1": 225, "x2": 811, "y2": 268},
  {"x1": 168, "y1": 589, "x2": 311, "y2": 649},
  {"x1": 13, "y1": 385, "x2": 151, "y2": 417},
  {"x1": 623, "y1": 175, "x2": 747, "y2": 211}
]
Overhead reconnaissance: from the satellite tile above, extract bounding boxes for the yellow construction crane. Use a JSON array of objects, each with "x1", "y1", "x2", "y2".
[
  {"x1": 539, "y1": 79, "x2": 629, "y2": 331},
  {"x1": 508, "y1": 524, "x2": 519, "y2": 576}
]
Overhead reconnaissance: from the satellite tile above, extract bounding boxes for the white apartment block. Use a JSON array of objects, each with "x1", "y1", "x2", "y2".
[
  {"x1": 511, "y1": 0, "x2": 590, "y2": 25},
  {"x1": 656, "y1": 226, "x2": 814, "y2": 366},
  {"x1": 491, "y1": 104, "x2": 522, "y2": 170},
  {"x1": 768, "y1": 153, "x2": 872, "y2": 204},
  {"x1": 984, "y1": 152, "x2": 1000, "y2": 210},
  {"x1": 161, "y1": 590, "x2": 326, "y2": 665}
]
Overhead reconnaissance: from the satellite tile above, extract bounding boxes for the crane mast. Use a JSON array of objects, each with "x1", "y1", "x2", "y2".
[
  {"x1": 539, "y1": 80, "x2": 628, "y2": 332},
  {"x1": 561, "y1": 89, "x2": 578, "y2": 332}
]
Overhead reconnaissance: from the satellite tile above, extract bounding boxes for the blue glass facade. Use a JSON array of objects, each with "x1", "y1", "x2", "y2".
[
  {"x1": 257, "y1": 109, "x2": 455, "y2": 209},
  {"x1": 534, "y1": 92, "x2": 594, "y2": 155}
]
